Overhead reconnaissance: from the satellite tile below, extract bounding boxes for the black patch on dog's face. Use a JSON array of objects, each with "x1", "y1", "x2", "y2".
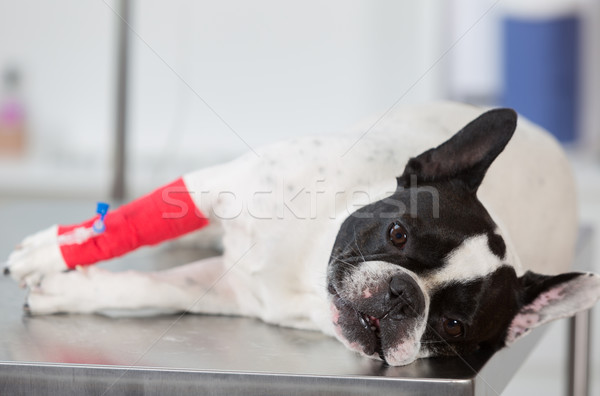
[
  {"x1": 328, "y1": 180, "x2": 503, "y2": 290},
  {"x1": 421, "y1": 266, "x2": 521, "y2": 357}
]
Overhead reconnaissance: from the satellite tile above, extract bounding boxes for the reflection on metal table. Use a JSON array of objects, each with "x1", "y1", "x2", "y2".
[{"x1": 0, "y1": 201, "x2": 594, "y2": 395}]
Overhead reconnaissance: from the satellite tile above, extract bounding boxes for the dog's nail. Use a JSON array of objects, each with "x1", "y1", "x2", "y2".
[
  {"x1": 23, "y1": 303, "x2": 30, "y2": 314},
  {"x1": 3, "y1": 267, "x2": 10, "y2": 276}
]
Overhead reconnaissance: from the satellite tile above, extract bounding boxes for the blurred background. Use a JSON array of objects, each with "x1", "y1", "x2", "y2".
[{"x1": 0, "y1": 0, "x2": 598, "y2": 394}]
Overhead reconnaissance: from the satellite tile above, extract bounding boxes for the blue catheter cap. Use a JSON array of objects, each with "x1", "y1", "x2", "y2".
[{"x1": 93, "y1": 202, "x2": 110, "y2": 233}]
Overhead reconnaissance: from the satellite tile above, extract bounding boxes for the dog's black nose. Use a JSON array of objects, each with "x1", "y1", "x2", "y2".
[
  {"x1": 388, "y1": 274, "x2": 425, "y2": 319},
  {"x1": 390, "y1": 275, "x2": 408, "y2": 297}
]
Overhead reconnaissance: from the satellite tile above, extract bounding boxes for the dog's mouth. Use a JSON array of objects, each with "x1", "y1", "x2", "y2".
[
  {"x1": 329, "y1": 283, "x2": 385, "y2": 358},
  {"x1": 358, "y1": 311, "x2": 384, "y2": 359},
  {"x1": 359, "y1": 312, "x2": 382, "y2": 334}
]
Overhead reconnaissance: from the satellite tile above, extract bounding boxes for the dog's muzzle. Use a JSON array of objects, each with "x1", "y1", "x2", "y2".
[{"x1": 328, "y1": 268, "x2": 427, "y2": 364}]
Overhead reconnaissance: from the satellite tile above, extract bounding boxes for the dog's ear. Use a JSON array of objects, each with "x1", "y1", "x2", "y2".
[
  {"x1": 398, "y1": 108, "x2": 517, "y2": 192},
  {"x1": 505, "y1": 271, "x2": 600, "y2": 346}
]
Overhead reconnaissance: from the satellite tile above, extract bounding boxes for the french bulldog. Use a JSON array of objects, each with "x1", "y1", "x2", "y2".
[{"x1": 5, "y1": 102, "x2": 600, "y2": 366}]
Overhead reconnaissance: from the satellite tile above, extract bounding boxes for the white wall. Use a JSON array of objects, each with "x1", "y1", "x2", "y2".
[
  {"x1": 445, "y1": 0, "x2": 502, "y2": 102},
  {"x1": 0, "y1": 0, "x2": 115, "y2": 196},
  {"x1": 579, "y1": 0, "x2": 600, "y2": 154},
  {"x1": 0, "y1": 0, "x2": 445, "y2": 197},
  {"x1": 128, "y1": 0, "x2": 445, "y2": 188}
]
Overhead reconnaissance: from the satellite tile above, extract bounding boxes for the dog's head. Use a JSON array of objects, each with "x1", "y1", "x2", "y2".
[{"x1": 327, "y1": 108, "x2": 600, "y2": 366}]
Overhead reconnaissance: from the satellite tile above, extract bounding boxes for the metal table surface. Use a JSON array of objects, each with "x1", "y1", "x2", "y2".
[{"x1": 0, "y1": 201, "x2": 592, "y2": 395}]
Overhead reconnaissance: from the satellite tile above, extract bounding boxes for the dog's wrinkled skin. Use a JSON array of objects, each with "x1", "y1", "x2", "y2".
[{"x1": 5, "y1": 102, "x2": 600, "y2": 366}]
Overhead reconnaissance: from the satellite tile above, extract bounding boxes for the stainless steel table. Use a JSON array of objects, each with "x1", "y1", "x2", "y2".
[{"x1": 0, "y1": 201, "x2": 593, "y2": 395}]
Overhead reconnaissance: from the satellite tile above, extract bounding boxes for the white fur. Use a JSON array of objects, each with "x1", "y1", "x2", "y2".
[
  {"x1": 6, "y1": 225, "x2": 66, "y2": 287},
  {"x1": 428, "y1": 234, "x2": 506, "y2": 289}
]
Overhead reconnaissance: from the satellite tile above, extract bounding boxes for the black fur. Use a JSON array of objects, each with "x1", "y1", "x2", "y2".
[
  {"x1": 398, "y1": 108, "x2": 517, "y2": 192},
  {"x1": 423, "y1": 266, "x2": 521, "y2": 357}
]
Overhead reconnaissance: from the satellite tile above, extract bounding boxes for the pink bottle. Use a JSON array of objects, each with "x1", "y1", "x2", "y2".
[{"x1": 0, "y1": 67, "x2": 26, "y2": 156}]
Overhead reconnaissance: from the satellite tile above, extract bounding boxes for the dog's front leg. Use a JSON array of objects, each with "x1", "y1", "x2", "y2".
[
  {"x1": 26, "y1": 256, "x2": 240, "y2": 316},
  {"x1": 4, "y1": 159, "x2": 249, "y2": 287},
  {"x1": 4, "y1": 178, "x2": 210, "y2": 287}
]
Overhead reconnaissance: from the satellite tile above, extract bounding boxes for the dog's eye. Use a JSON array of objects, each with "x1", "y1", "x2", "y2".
[
  {"x1": 442, "y1": 318, "x2": 464, "y2": 338},
  {"x1": 389, "y1": 223, "x2": 408, "y2": 248}
]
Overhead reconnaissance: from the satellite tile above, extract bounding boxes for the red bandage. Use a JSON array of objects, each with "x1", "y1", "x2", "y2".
[{"x1": 58, "y1": 178, "x2": 209, "y2": 268}]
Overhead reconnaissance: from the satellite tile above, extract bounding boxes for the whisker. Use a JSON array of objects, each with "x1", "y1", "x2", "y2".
[
  {"x1": 352, "y1": 226, "x2": 366, "y2": 264},
  {"x1": 329, "y1": 253, "x2": 359, "y2": 269},
  {"x1": 336, "y1": 258, "x2": 358, "y2": 267},
  {"x1": 335, "y1": 261, "x2": 358, "y2": 272}
]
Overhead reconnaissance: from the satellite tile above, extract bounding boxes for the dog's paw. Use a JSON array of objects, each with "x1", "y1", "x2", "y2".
[
  {"x1": 4, "y1": 225, "x2": 68, "y2": 287},
  {"x1": 26, "y1": 266, "x2": 107, "y2": 315}
]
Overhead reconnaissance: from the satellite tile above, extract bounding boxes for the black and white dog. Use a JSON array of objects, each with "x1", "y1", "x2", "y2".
[{"x1": 5, "y1": 102, "x2": 600, "y2": 366}]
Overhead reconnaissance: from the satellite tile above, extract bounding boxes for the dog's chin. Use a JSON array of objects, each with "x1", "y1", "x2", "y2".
[
  {"x1": 329, "y1": 292, "x2": 383, "y2": 359},
  {"x1": 329, "y1": 290, "x2": 421, "y2": 366}
]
